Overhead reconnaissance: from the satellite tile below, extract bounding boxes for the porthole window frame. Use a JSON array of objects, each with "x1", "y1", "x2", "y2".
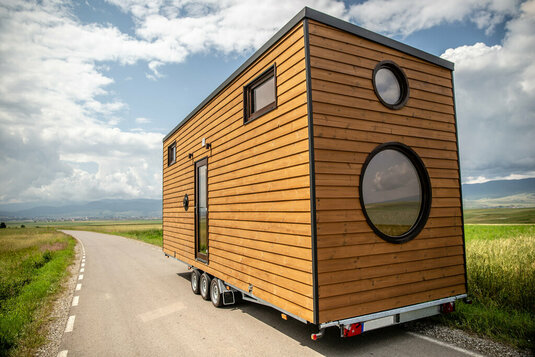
[
  {"x1": 359, "y1": 142, "x2": 432, "y2": 244},
  {"x1": 372, "y1": 60, "x2": 410, "y2": 110}
]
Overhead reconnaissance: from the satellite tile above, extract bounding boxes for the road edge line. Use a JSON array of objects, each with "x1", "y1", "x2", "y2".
[{"x1": 406, "y1": 331, "x2": 486, "y2": 357}]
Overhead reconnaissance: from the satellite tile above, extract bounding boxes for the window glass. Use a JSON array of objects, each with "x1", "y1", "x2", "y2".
[
  {"x1": 361, "y1": 149, "x2": 421, "y2": 237},
  {"x1": 372, "y1": 61, "x2": 409, "y2": 110},
  {"x1": 196, "y1": 162, "x2": 208, "y2": 257},
  {"x1": 253, "y1": 76, "x2": 275, "y2": 112},
  {"x1": 244, "y1": 64, "x2": 277, "y2": 123},
  {"x1": 375, "y1": 68, "x2": 401, "y2": 105},
  {"x1": 168, "y1": 143, "x2": 176, "y2": 166}
]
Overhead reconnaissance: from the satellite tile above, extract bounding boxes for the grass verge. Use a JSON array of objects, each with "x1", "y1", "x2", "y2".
[
  {"x1": 0, "y1": 228, "x2": 76, "y2": 356},
  {"x1": 440, "y1": 224, "x2": 535, "y2": 350}
]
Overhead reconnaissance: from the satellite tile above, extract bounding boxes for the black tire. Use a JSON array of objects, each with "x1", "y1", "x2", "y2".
[
  {"x1": 210, "y1": 278, "x2": 223, "y2": 307},
  {"x1": 200, "y1": 273, "x2": 211, "y2": 301},
  {"x1": 191, "y1": 269, "x2": 201, "y2": 295}
]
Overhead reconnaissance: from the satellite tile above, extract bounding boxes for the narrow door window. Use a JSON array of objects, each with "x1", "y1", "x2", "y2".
[{"x1": 195, "y1": 158, "x2": 208, "y2": 262}]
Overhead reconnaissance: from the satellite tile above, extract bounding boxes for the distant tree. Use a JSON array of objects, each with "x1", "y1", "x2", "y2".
[
  {"x1": 0, "y1": 222, "x2": 6, "y2": 228},
  {"x1": 21, "y1": 224, "x2": 25, "y2": 228}
]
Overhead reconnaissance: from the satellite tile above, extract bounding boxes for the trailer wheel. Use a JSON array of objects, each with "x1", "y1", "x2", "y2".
[
  {"x1": 191, "y1": 269, "x2": 201, "y2": 295},
  {"x1": 210, "y1": 278, "x2": 222, "y2": 307},
  {"x1": 200, "y1": 273, "x2": 211, "y2": 301}
]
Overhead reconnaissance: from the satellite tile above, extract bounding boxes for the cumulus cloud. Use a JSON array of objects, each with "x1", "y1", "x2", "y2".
[
  {"x1": 0, "y1": 1, "x2": 164, "y2": 203},
  {"x1": 347, "y1": 0, "x2": 520, "y2": 37},
  {"x1": 441, "y1": 0, "x2": 535, "y2": 182},
  {"x1": 0, "y1": 0, "x2": 532, "y2": 205},
  {"x1": 0, "y1": 0, "x2": 346, "y2": 204},
  {"x1": 106, "y1": 0, "x2": 347, "y2": 54}
]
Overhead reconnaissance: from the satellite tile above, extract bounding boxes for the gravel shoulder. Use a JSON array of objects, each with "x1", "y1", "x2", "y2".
[
  {"x1": 404, "y1": 319, "x2": 533, "y2": 357},
  {"x1": 35, "y1": 237, "x2": 82, "y2": 357}
]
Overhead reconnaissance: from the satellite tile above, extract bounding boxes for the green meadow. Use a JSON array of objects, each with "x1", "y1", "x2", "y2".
[
  {"x1": 443, "y1": 209, "x2": 535, "y2": 350},
  {"x1": 0, "y1": 228, "x2": 76, "y2": 356}
]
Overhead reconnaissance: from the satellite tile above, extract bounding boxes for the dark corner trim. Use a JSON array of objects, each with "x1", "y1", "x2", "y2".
[
  {"x1": 304, "y1": 18, "x2": 319, "y2": 326},
  {"x1": 451, "y1": 73, "x2": 469, "y2": 295}
]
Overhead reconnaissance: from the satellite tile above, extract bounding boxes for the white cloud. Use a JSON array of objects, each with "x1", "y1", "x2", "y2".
[
  {"x1": 0, "y1": 0, "x2": 346, "y2": 204},
  {"x1": 0, "y1": 0, "x2": 533, "y2": 205},
  {"x1": 347, "y1": 0, "x2": 520, "y2": 37},
  {"x1": 106, "y1": 0, "x2": 348, "y2": 55},
  {"x1": 465, "y1": 171, "x2": 535, "y2": 184},
  {"x1": 0, "y1": 1, "x2": 164, "y2": 203},
  {"x1": 135, "y1": 117, "x2": 151, "y2": 124},
  {"x1": 441, "y1": 0, "x2": 535, "y2": 182}
]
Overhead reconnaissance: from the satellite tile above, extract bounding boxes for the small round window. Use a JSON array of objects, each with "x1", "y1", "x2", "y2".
[
  {"x1": 372, "y1": 61, "x2": 409, "y2": 110},
  {"x1": 359, "y1": 143, "x2": 431, "y2": 243}
]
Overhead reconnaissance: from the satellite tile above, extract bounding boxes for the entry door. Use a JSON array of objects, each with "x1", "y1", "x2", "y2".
[{"x1": 195, "y1": 158, "x2": 208, "y2": 262}]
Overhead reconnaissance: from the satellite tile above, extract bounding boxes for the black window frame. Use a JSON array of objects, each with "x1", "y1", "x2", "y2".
[
  {"x1": 359, "y1": 142, "x2": 431, "y2": 244},
  {"x1": 372, "y1": 60, "x2": 410, "y2": 110},
  {"x1": 243, "y1": 64, "x2": 277, "y2": 124},
  {"x1": 167, "y1": 141, "x2": 176, "y2": 166}
]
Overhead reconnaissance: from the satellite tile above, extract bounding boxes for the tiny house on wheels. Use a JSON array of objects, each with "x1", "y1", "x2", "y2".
[{"x1": 162, "y1": 7, "x2": 467, "y2": 339}]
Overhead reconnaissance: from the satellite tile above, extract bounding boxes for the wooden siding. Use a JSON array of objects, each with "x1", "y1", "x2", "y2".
[
  {"x1": 308, "y1": 20, "x2": 466, "y2": 324},
  {"x1": 162, "y1": 23, "x2": 314, "y2": 322}
]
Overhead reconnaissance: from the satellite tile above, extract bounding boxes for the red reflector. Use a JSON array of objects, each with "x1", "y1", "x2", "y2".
[
  {"x1": 343, "y1": 323, "x2": 363, "y2": 337},
  {"x1": 441, "y1": 302, "x2": 455, "y2": 314}
]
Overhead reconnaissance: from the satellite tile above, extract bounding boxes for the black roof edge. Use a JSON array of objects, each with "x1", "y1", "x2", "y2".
[
  {"x1": 163, "y1": 6, "x2": 454, "y2": 142},
  {"x1": 303, "y1": 7, "x2": 454, "y2": 71}
]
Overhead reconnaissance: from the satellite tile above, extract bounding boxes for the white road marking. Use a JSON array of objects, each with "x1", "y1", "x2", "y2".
[
  {"x1": 78, "y1": 274, "x2": 84, "y2": 280},
  {"x1": 57, "y1": 350, "x2": 68, "y2": 357},
  {"x1": 76, "y1": 283, "x2": 82, "y2": 291},
  {"x1": 65, "y1": 315, "x2": 76, "y2": 332},
  {"x1": 72, "y1": 296, "x2": 79, "y2": 306},
  {"x1": 406, "y1": 332, "x2": 485, "y2": 357},
  {"x1": 81, "y1": 263, "x2": 85, "y2": 267},
  {"x1": 80, "y1": 268, "x2": 85, "y2": 272},
  {"x1": 137, "y1": 302, "x2": 185, "y2": 323}
]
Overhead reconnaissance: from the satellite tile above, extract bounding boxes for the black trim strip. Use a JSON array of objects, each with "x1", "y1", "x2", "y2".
[
  {"x1": 163, "y1": 7, "x2": 453, "y2": 142},
  {"x1": 451, "y1": 73, "x2": 469, "y2": 295},
  {"x1": 304, "y1": 19, "x2": 319, "y2": 326}
]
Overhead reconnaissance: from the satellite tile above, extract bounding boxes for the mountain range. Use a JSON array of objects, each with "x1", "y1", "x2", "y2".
[
  {"x1": 462, "y1": 178, "x2": 535, "y2": 208},
  {"x1": 0, "y1": 199, "x2": 162, "y2": 220},
  {"x1": 0, "y1": 178, "x2": 533, "y2": 219}
]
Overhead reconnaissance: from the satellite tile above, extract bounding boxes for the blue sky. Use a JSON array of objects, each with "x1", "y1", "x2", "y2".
[{"x1": 0, "y1": 0, "x2": 533, "y2": 204}]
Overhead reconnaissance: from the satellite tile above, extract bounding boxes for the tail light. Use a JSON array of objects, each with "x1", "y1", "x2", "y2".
[{"x1": 441, "y1": 302, "x2": 455, "y2": 314}]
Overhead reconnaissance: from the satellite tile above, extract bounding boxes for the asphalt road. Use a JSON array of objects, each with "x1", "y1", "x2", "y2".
[{"x1": 58, "y1": 230, "x2": 478, "y2": 356}]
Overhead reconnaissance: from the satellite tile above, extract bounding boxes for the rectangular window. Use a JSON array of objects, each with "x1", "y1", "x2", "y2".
[
  {"x1": 243, "y1": 64, "x2": 277, "y2": 123},
  {"x1": 168, "y1": 142, "x2": 176, "y2": 166}
]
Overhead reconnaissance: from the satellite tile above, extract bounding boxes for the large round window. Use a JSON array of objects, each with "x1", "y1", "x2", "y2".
[
  {"x1": 372, "y1": 60, "x2": 409, "y2": 110},
  {"x1": 359, "y1": 143, "x2": 431, "y2": 243}
]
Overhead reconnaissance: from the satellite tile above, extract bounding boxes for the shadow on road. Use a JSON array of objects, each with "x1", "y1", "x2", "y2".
[{"x1": 175, "y1": 270, "x2": 411, "y2": 356}]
